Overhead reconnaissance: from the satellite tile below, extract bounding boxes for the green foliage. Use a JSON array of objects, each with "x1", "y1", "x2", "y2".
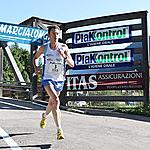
[
  {"x1": 114, "y1": 105, "x2": 150, "y2": 117},
  {"x1": 3, "y1": 43, "x2": 30, "y2": 82}
]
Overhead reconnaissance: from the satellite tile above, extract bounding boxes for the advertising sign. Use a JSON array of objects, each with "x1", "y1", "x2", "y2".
[
  {"x1": 71, "y1": 49, "x2": 133, "y2": 70},
  {"x1": 65, "y1": 71, "x2": 143, "y2": 91},
  {"x1": 0, "y1": 22, "x2": 48, "y2": 45},
  {"x1": 72, "y1": 25, "x2": 131, "y2": 48}
]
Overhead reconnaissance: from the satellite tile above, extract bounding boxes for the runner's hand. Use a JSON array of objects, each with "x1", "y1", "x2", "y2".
[
  {"x1": 58, "y1": 48, "x2": 68, "y2": 58},
  {"x1": 35, "y1": 66, "x2": 42, "y2": 75}
]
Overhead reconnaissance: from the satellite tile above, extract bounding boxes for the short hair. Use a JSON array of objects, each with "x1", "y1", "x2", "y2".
[{"x1": 47, "y1": 25, "x2": 60, "y2": 34}]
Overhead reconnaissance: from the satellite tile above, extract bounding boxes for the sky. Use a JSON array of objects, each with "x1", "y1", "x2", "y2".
[
  {"x1": 0, "y1": 0, "x2": 150, "y2": 51},
  {"x1": 0, "y1": 0, "x2": 149, "y2": 26}
]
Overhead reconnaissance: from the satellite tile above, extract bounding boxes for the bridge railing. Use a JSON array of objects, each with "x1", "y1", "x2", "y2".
[{"x1": 0, "y1": 80, "x2": 32, "y2": 100}]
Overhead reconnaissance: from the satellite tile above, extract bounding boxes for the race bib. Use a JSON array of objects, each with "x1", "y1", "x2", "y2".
[{"x1": 47, "y1": 61, "x2": 62, "y2": 74}]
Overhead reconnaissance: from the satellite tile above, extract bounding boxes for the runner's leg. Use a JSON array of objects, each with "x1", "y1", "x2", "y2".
[
  {"x1": 44, "y1": 85, "x2": 61, "y2": 129},
  {"x1": 43, "y1": 97, "x2": 53, "y2": 117}
]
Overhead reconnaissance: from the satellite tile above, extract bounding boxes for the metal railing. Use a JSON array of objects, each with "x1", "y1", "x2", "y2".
[{"x1": 0, "y1": 80, "x2": 32, "y2": 100}]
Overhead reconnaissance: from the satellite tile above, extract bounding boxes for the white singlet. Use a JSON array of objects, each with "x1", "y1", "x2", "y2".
[{"x1": 42, "y1": 42, "x2": 65, "y2": 81}]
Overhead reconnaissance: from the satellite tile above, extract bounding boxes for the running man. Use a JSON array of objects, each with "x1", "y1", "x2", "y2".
[{"x1": 33, "y1": 25, "x2": 74, "y2": 140}]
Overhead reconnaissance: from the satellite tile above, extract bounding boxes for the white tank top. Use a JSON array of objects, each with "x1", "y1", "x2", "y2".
[{"x1": 42, "y1": 42, "x2": 65, "y2": 81}]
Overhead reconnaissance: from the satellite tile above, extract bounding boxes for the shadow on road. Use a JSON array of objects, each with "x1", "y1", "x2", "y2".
[
  {"x1": 0, "y1": 97, "x2": 150, "y2": 123},
  {"x1": 83, "y1": 109, "x2": 150, "y2": 123},
  {"x1": 0, "y1": 143, "x2": 51, "y2": 149},
  {"x1": 0, "y1": 97, "x2": 45, "y2": 111},
  {"x1": 0, "y1": 131, "x2": 51, "y2": 149},
  {"x1": 0, "y1": 132, "x2": 34, "y2": 140},
  {"x1": 67, "y1": 108, "x2": 150, "y2": 123}
]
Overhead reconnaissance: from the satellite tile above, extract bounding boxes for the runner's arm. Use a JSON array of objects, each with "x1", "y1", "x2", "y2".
[
  {"x1": 61, "y1": 44, "x2": 74, "y2": 68},
  {"x1": 33, "y1": 46, "x2": 44, "y2": 74}
]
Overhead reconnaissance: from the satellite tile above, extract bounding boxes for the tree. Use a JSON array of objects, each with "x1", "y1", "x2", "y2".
[{"x1": 3, "y1": 43, "x2": 30, "y2": 82}]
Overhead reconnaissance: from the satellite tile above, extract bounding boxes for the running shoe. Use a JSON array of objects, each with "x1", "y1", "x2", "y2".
[
  {"x1": 40, "y1": 113, "x2": 46, "y2": 128},
  {"x1": 57, "y1": 129, "x2": 64, "y2": 140}
]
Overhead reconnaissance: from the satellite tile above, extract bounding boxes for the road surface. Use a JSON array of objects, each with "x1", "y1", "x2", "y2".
[{"x1": 0, "y1": 97, "x2": 150, "y2": 150}]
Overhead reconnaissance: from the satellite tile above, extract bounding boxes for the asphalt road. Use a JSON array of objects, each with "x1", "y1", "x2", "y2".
[{"x1": 0, "y1": 98, "x2": 150, "y2": 150}]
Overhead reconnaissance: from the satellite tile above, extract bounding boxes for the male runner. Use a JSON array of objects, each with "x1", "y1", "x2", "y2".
[{"x1": 33, "y1": 25, "x2": 74, "y2": 140}]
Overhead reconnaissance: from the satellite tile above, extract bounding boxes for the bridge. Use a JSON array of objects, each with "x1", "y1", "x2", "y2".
[{"x1": 0, "y1": 11, "x2": 149, "y2": 150}]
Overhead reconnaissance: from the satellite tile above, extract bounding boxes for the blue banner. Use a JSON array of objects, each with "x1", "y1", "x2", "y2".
[
  {"x1": 72, "y1": 25, "x2": 132, "y2": 48},
  {"x1": 70, "y1": 49, "x2": 133, "y2": 70},
  {"x1": 0, "y1": 22, "x2": 49, "y2": 45}
]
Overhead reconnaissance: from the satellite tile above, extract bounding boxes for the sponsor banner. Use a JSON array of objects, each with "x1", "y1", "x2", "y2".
[
  {"x1": 0, "y1": 22, "x2": 48, "y2": 45},
  {"x1": 71, "y1": 49, "x2": 133, "y2": 70},
  {"x1": 65, "y1": 71, "x2": 144, "y2": 91},
  {"x1": 72, "y1": 25, "x2": 131, "y2": 48}
]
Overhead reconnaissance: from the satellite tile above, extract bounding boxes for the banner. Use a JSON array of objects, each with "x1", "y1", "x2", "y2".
[
  {"x1": 0, "y1": 22, "x2": 48, "y2": 45},
  {"x1": 65, "y1": 71, "x2": 144, "y2": 91},
  {"x1": 71, "y1": 49, "x2": 133, "y2": 70},
  {"x1": 72, "y1": 25, "x2": 131, "y2": 48}
]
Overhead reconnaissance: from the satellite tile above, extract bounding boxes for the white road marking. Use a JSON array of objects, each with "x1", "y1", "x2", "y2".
[
  {"x1": 2, "y1": 107, "x2": 10, "y2": 109},
  {"x1": 0, "y1": 127, "x2": 23, "y2": 150},
  {"x1": 0, "y1": 101, "x2": 32, "y2": 110}
]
